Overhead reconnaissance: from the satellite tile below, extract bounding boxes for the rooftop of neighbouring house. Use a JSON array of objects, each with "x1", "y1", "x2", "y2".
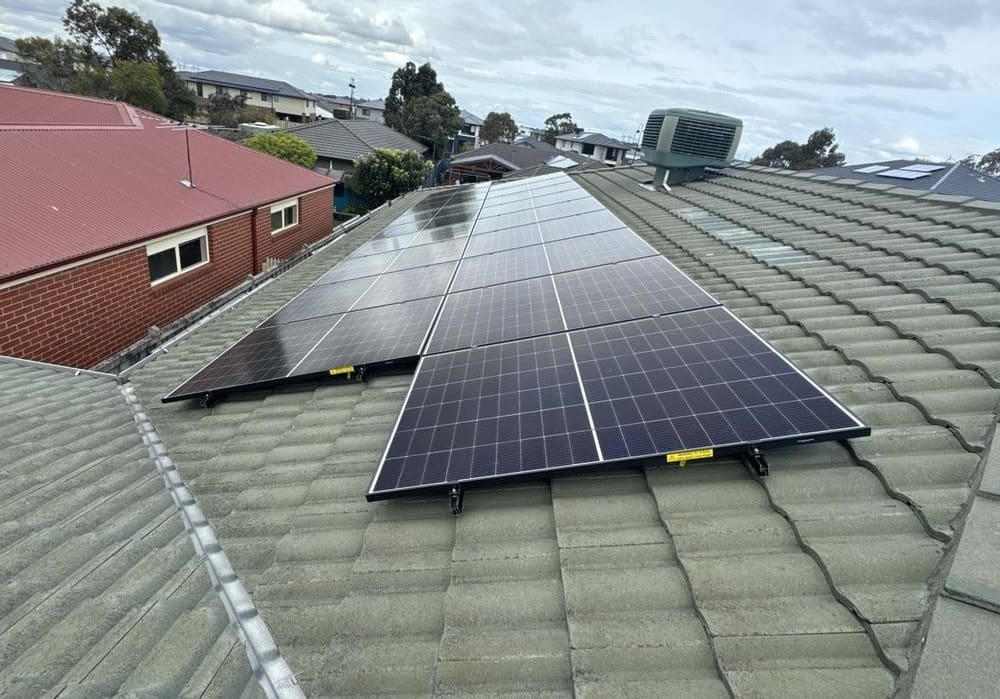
[
  {"x1": 809, "y1": 158, "x2": 1000, "y2": 202},
  {"x1": 286, "y1": 118, "x2": 426, "y2": 164},
  {"x1": 459, "y1": 109, "x2": 484, "y2": 126},
  {"x1": 2, "y1": 162, "x2": 999, "y2": 697},
  {"x1": 555, "y1": 131, "x2": 633, "y2": 149},
  {"x1": 178, "y1": 69, "x2": 313, "y2": 100},
  {"x1": 0, "y1": 85, "x2": 333, "y2": 282}
]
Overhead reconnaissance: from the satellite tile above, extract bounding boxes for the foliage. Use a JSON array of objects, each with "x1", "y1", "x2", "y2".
[
  {"x1": 343, "y1": 201, "x2": 369, "y2": 215},
  {"x1": 751, "y1": 127, "x2": 846, "y2": 169},
  {"x1": 965, "y1": 149, "x2": 1000, "y2": 177},
  {"x1": 246, "y1": 132, "x2": 317, "y2": 169},
  {"x1": 15, "y1": 0, "x2": 195, "y2": 120},
  {"x1": 383, "y1": 61, "x2": 462, "y2": 158},
  {"x1": 481, "y1": 111, "x2": 518, "y2": 143},
  {"x1": 542, "y1": 112, "x2": 582, "y2": 144},
  {"x1": 204, "y1": 93, "x2": 274, "y2": 129},
  {"x1": 348, "y1": 148, "x2": 431, "y2": 206}
]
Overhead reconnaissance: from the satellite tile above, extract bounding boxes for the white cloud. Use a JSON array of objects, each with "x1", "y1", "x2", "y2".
[
  {"x1": 310, "y1": 51, "x2": 328, "y2": 66},
  {"x1": 893, "y1": 136, "x2": 922, "y2": 155}
]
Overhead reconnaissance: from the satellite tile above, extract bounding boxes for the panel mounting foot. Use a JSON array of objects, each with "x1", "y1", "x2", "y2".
[
  {"x1": 744, "y1": 446, "x2": 769, "y2": 477},
  {"x1": 199, "y1": 393, "x2": 214, "y2": 409},
  {"x1": 449, "y1": 485, "x2": 464, "y2": 515}
]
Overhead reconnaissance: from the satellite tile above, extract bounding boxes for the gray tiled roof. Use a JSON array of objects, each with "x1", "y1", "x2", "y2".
[
  {"x1": 287, "y1": 118, "x2": 426, "y2": 162},
  {"x1": 451, "y1": 140, "x2": 560, "y2": 170},
  {"x1": 459, "y1": 109, "x2": 483, "y2": 126},
  {"x1": 555, "y1": 131, "x2": 632, "y2": 149},
  {"x1": 178, "y1": 70, "x2": 312, "y2": 100},
  {"x1": 8, "y1": 162, "x2": 1000, "y2": 696},
  {"x1": 0, "y1": 35, "x2": 18, "y2": 54},
  {"x1": 810, "y1": 159, "x2": 1000, "y2": 202}
]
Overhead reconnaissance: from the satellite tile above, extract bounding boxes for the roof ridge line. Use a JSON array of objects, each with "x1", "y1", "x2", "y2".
[
  {"x1": 120, "y1": 383, "x2": 305, "y2": 699},
  {"x1": 0, "y1": 354, "x2": 116, "y2": 379}
]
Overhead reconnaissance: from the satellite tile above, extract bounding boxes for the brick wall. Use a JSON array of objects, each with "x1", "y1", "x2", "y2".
[{"x1": 0, "y1": 187, "x2": 334, "y2": 368}]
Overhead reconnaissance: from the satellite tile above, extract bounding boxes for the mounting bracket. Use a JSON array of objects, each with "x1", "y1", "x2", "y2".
[
  {"x1": 449, "y1": 485, "x2": 464, "y2": 515},
  {"x1": 744, "y1": 445, "x2": 770, "y2": 477},
  {"x1": 199, "y1": 393, "x2": 214, "y2": 409}
]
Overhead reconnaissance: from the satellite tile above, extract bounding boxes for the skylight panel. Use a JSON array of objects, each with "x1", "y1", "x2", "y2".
[
  {"x1": 877, "y1": 169, "x2": 933, "y2": 180},
  {"x1": 854, "y1": 165, "x2": 890, "y2": 174},
  {"x1": 901, "y1": 163, "x2": 946, "y2": 172}
]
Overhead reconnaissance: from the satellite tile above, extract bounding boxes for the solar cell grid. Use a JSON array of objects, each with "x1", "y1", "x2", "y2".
[
  {"x1": 478, "y1": 189, "x2": 591, "y2": 218},
  {"x1": 544, "y1": 227, "x2": 658, "y2": 274},
  {"x1": 450, "y1": 245, "x2": 550, "y2": 291},
  {"x1": 294, "y1": 297, "x2": 441, "y2": 376},
  {"x1": 463, "y1": 224, "x2": 542, "y2": 257},
  {"x1": 358, "y1": 260, "x2": 457, "y2": 308},
  {"x1": 555, "y1": 257, "x2": 719, "y2": 330},
  {"x1": 472, "y1": 208, "x2": 537, "y2": 234},
  {"x1": 387, "y1": 237, "x2": 467, "y2": 272},
  {"x1": 349, "y1": 234, "x2": 416, "y2": 258},
  {"x1": 533, "y1": 198, "x2": 604, "y2": 221},
  {"x1": 261, "y1": 275, "x2": 377, "y2": 327},
  {"x1": 407, "y1": 223, "x2": 471, "y2": 246},
  {"x1": 314, "y1": 250, "x2": 398, "y2": 284},
  {"x1": 425, "y1": 276, "x2": 565, "y2": 354},
  {"x1": 370, "y1": 333, "x2": 599, "y2": 497},
  {"x1": 537, "y1": 210, "x2": 624, "y2": 242},
  {"x1": 571, "y1": 307, "x2": 865, "y2": 460}
]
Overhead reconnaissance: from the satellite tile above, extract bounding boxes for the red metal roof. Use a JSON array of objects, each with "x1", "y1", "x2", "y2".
[{"x1": 0, "y1": 85, "x2": 334, "y2": 281}]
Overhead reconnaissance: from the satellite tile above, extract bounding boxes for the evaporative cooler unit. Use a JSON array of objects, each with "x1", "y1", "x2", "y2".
[{"x1": 641, "y1": 108, "x2": 743, "y2": 187}]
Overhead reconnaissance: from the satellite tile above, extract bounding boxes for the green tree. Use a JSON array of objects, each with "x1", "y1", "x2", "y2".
[
  {"x1": 967, "y1": 149, "x2": 1000, "y2": 177},
  {"x1": 751, "y1": 127, "x2": 846, "y2": 169},
  {"x1": 15, "y1": 0, "x2": 194, "y2": 120},
  {"x1": 383, "y1": 61, "x2": 462, "y2": 158},
  {"x1": 246, "y1": 132, "x2": 317, "y2": 169},
  {"x1": 206, "y1": 93, "x2": 246, "y2": 128},
  {"x1": 348, "y1": 148, "x2": 431, "y2": 206},
  {"x1": 542, "y1": 112, "x2": 581, "y2": 144},
  {"x1": 481, "y1": 111, "x2": 518, "y2": 143}
]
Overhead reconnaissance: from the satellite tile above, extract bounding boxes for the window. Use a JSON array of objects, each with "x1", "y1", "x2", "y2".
[
  {"x1": 361, "y1": 108, "x2": 370, "y2": 116},
  {"x1": 260, "y1": 92, "x2": 269, "y2": 101},
  {"x1": 270, "y1": 199, "x2": 299, "y2": 233},
  {"x1": 273, "y1": 95, "x2": 280, "y2": 103},
  {"x1": 147, "y1": 228, "x2": 209, "y2": 284},
  {"x1": 240, "y1": 89, "x2": 248, "y2": 98},
  {"x1": 581, "y1": 143, "x2": 595, "y2": 155},
  {"x1": 215, "y1": 86, "x2": 223, "y2": 95},
  {"x1": 196, "y1": 83, "x2": 203, "y2": 97}
]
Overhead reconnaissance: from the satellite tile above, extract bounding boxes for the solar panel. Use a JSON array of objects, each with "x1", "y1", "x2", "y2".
[
  {"x1": 387, "y1": 238, "x2": 467, "y2": 272},
  {"x1": 315, "y1": 250, "x2": 398, "y2": 284},
  {"x1": 901, "y1": 163, "x2": 945, "y2": 172},
  {"x1": 472, "y1": 208, "x2": 537, "y2": 234},
  {"x1": 554, "y1": 256, "x2": 720, "y2": 330},
  {"x1": 572, "y1": 307, "x2": 867, "y2": 460},
  {"x1": 463, "y1": 224, "x2": 542, "y2": 257},
  {"x1": 544, "y1": 228, "x2": 658, "y2": 274},
  {"x1": 356, "y1": 261, "x2": 457, "y2": 308},
  {"x1": 425, "y1": 276, "x2": 564, "y2": 354},
  {"x1": 876, "y1": 169, "x2": 932, "y2": 180},
  {"x1": 368, "y1": 333, "x2": 599, "y2": 499},
  {"x1": 450, "y1": 245, "x2": 550, "y2": 291},
  {"x1": 854, "y1": 165, "x2": 890, "y2": 174},
  {"x1": 261, "y1": 275, "x2": 376, "y2": 327},
  {"x1": 349, "y1": 234, "x2": 417, "y2": 257},
  {"x1": 408, "y1": 223, "x2": 471, "y2": 246},
  {"x1": 537, "y1": 210, "x2": 624, "y2": 242}
]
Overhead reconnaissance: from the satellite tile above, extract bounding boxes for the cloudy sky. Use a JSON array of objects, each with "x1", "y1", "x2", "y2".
[{"x1": 3, "y1": 0, "x2": 998, "y2": 162}]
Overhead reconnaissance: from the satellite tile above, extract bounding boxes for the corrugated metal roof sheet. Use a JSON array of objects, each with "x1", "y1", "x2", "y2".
[{"x1": 0, "y1": 85, "x2": 333, "y2": 281}]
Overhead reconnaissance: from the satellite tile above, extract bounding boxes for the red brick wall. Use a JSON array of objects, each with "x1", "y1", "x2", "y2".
[{"x1": 0, "y1": 187, "x2": 333, "y2": 368}]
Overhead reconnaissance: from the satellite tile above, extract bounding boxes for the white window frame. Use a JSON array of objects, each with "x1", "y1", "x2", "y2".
[
  {"x1": 269, "y1": 198, "x2": 299, "y2": 235},
  {"x1": 146, "y1": 226, "x2": 209, "y2": 285}
]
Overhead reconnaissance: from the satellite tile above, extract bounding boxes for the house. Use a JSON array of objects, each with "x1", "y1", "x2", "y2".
[
  {"x1": 808, "y1": 159, "x2": 1000, "y2": 202},
  {"x1": 2, "y1": 157, "x2": 1000, "y2": 698},
  {"x1": 0, "y1": 35, "x2": 24, "y2": 83},
  {"x1": 555, "y1": 131, "x2": 632, "y2": 164},
  {"x1": 448, "y1": 138, "x2": 602, "y2": 182},
  {"x1": 285, "y1": 118, "x2": 428, "y2": 208},
  {"x1": 447, "y1": 109, "x2": 484, "y2": 153},
  {"x1": 0, "y1": 85, "x2": 334, "y2": 369},
  {"x1": 314, "y1": 95, "x2": 386, "y2": 123},
  {"x1": 179, "y1": 69, "x2": 318, "y2": 123}
]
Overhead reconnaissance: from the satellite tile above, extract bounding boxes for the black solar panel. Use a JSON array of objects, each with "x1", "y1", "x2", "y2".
[
  {"x1": 450, "y1": 245, "x2": 550, "y2": 291},
  {"x1": 555, "y1": 257, "x2": 719, "y2": 330},
  {"x1": 357, "y1": 261, "x2": 457, "y2": 308},
  {"x1": 408, "y1": 223, "x2": 471, "y2": 246},
  {"x1": 262, "y1": 275, "x2": 376, "y2": 327},
  {"x1": 425, "y1": 276, "x2": 564, "y2": 354},
  {"x1": 538, "y1": 210, "x2": 624, "y2": 242},
  {"x1": 472, "y1": 208, "x2": 537, "y2": 234},
  {"x1": 463, "y1": 224, "x2": 542, "y2": 257},
  {"x1": 387, "y1": 238, "x2": 467, "y2": 272},
  {"x1": 544, "y1": 228, "x2": 658, "y2": 274},
  {"x1": 349, "y1": 234, "x2": 416, "y2": 258},
  {"x1": 572, "y1": 307, "x2": 867, "y2": 460},
  {"x1": 315, "y1": 250, "x2": 398, "y2": 284},
  {"x1": 369, "y1": 333, "x2": 599, "y2": 498}
]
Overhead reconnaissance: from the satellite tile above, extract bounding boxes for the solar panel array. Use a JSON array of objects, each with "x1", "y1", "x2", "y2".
[{"x1": 164, "y1": 172, "x2": 868, "y2": 502}]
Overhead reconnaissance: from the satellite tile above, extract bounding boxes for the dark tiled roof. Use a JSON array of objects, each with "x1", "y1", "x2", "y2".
[
  {"x1": 502, "y1": 152, "x2": 608, "y2": 180},
  {"x1": 459, "y1": 109, "x2": 483, "y2": 126},
  {"x1": 287, "y1": 118, "x2": 426, "y2": 162},
  {"x1": 178, "y1": 70, "x2": 312, "y2": 100},
  {"x1": 0, "y1": 35, "x2": 17, "y2": 54},
  {"x1": 810, "y1": 159, "x2": 1000, "y2": 202},
  {"x1": 451, "y1": 140, "x2": 559, "y2": 170},
  {"x1": 556, "y1": 131, "x2": 632, "y2": 149},
  {"x1": 8, "y1": 164, "x2": 1000, "y2": 696}
]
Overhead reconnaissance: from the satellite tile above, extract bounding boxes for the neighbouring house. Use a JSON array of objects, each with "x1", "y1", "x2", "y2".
[
  {"x1": 0, "y1": 85, "x2": 334, "y2": 368},
  {"x1": 314, "y1": 95, "x2": 386, "y2": 123},
  {"x1": 179, "y1": 69, "x2": 318, "y2": 123},
  {"x1": 808, "y1": 159, "x2": 1000, "y2": 202},
  {"x1": 554, "y1": 131, "x2": 632, "y2": 164},
  {"x1": 286, "y1": 118, "x2": 428, "y2": 208},
  {"x1": 0, "y1": 35, "x2": 24, "y2": 83},
  {"x1": 3, "y1": 160, "x2": 998, "y2": 697},
  {"x1": 447, "y1": 109, "x2": 484, "y2": 153},
  {"x1": 448, "y1": 138, "x2": 603, "y2": 182},
  {"x1": 517, "y1": 124, "x2": 547, "y2": 140}
]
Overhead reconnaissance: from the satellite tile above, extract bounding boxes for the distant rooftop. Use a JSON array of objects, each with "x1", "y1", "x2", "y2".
[
  {"x1": 178, "y1": 69, "x2": 312, "y2": 100},
  {"x1": 809, "y1": 159, "x2": 1000, "y2": 202},
  {"x1": 459, "y1": 109, "x2": 484, "y2": 126},
  {"x1": 555, "y1": 131, "x2": 632, "y2": 149},
  {"x1": 287, "y1": 118, "x2": 426, "y2": 163}
]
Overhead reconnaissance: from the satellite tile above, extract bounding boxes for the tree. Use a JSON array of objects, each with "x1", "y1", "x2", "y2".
[
  {"x1": 348, "y1": 148, "x2": 431, "y2": 206},
  {"x1": 383, "y1": 61, "x2": 462, "y2": 158},
  {"x1": 967, "y1": 149, "x2": 1000, "y2": 177},
  {"x1": 15, "y1": 0, "x2": 195, "y2": 120},
  {"x1": 751, "y1": 127, "x2": 845, "y2": 169},
  {"x1": 206, "y1": 93, "x2": 246, "y2": 128},
  {"x1": 542, "y1": 112, "x2": 582, "y2": 144},
  {"x1": 246, "y1": 132, "x2": 317, "y2": 169},
  {"x1": 481, "y1": 111, "x2": 518, "y2": 143}
]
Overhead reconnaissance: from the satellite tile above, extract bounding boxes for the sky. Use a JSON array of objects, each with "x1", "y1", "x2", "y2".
[{"x1": 2, "y1": 0, "x2": 998, "y2": 162}]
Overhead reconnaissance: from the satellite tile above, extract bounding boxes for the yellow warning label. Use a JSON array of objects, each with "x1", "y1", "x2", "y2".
[
  {"x1": 666, "y1": 448, "x2": 714, "y2": 464},
  {"x1": 328, "y1": 365, "x2": 355, "y2": 376}
]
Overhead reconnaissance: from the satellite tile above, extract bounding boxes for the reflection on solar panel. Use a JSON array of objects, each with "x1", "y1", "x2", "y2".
[
  {"x1": 464, "y1": 224, "x2": 542, "y2": 257},
  {"x1": 357, "y1": 261, "x2": 457, "y2": 308},
  {"x1": 877, "y1": 169, "x2": 932, "y2": 180},
  {"x1": 554, "y1": 257, "x2": 719, "y2": 330},
  {"x1": 451, "y1": 245, "x2": 550, "y2": 291},
  {"x1": 537, "y1": 210, "x2": 623, "y2": 242},
  {"x1": 262, "y1": 275, "x2": 376, "y2": 327},
  {"x1": 314, "y1": 250, "x2": 397, "y2": 284},
  {"x1": 425, "y1": 276, "x2": 564, "y2": 354},
  {"x1": 369, "y1": 333, "x2": 599, "y2": 498},
  {"x1": 545, "y1": 227, "x2": 658, "y2": 274},
  {"x1": 573, "y1": 307, "x2": 866, "y2": 459},
  {"x1": 386, "y1": 238, "x2": 467, "y2": 272}
]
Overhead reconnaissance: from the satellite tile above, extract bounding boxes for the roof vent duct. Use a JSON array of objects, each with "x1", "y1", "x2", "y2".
[{"x1": 641, "y1": 108, "x2": 742, "y2": 188}]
